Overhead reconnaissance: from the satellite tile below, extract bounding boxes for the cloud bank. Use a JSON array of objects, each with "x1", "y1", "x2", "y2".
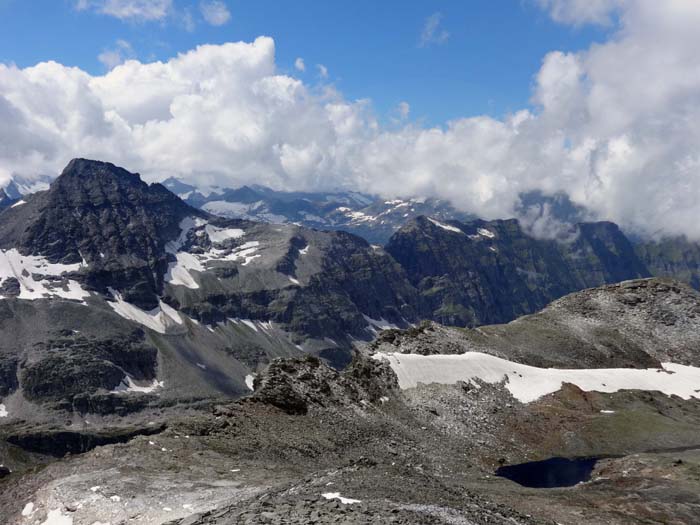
[{"x1": 3, "y1": 0, "x2": 700, "y2": 239}]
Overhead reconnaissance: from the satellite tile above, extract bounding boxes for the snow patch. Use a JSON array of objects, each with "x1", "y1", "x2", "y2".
[
  {"x1": 205, "y1": 224, "x2": 245, "y2": 243},
  {"x1": 245, "y1": 374, "x2": 255, "y2": 391},
  {"x1": 111, "y1": 376, "x2": 164, "y2": 394},
  {"x1": 376, "y1": 352, "x2": 700, "y2": 403},
  {"x1": 477, "y1": 227, "x2": 495, "y2": 238},
  {"x1": 321, "y1": 492, "x2": 362, "y2": 504},
  {"x1": 40, "y1": 509, "x2": 73, "y2": 525},
  {"x1": 0, "y1": 249, "x2": 89, "y2": 302},
  {"x1": 299, "y1": 245, "x2": 309, "y2": 256},
  {"x1": 10, "y1": 199, "x2": 25, "y2": 208},
  {"x1": 108, "y1": 289, "x2": 183, "y2": 334},
  {"x1": 428, "y1": 218, "x2": 462, "y2": 234},
  {"x1": 288, "y1": 276, "x2": 300, "y2": 285},
  {"x1": 21, "y1": 502, "x2": 34, "y2": 516},
  {"x1": 0, "y1": 403, "x2": 7, "y2": 417}
]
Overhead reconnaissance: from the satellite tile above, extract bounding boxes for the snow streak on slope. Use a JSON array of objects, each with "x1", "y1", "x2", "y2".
[
  {"x1": 376, "y1": 352, "x2": 700, "y2": 403},
  {"x1": 108, "y1": 289, "x2": 184, "y2": 334},
  {"x1": 428, "y1": 218, "x2": 463, "y2": 234}
]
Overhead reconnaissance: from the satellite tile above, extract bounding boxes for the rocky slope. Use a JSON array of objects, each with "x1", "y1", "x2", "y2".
[
  {"x1": 370, "y1": 278, "x2": 700, "y2": 369},
  {"x1": 385, "y1": 215, "x2": 650, "y2": 326},
  {"x1": 4, "y1": 322, "x2": 700, "y2": 524}
]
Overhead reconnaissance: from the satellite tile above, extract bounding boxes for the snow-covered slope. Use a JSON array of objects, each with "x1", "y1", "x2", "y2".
[{"x1": 376, "y1": 351, "x2": 700, "y2": 403}]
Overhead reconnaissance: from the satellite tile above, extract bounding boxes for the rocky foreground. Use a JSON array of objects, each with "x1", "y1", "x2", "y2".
[{"x1": 3, "y1": 279, "x2": 700, "y2": 524}]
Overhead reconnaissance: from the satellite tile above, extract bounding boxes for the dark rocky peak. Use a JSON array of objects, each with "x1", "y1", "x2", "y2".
[{"x1": 0, "y1": 159, "x2": 208, "y2": 308}]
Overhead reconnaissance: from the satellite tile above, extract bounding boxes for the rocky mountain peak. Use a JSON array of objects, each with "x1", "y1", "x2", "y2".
[{"x1": 0, "y1": 159, "x2": 207, "y2": 308}]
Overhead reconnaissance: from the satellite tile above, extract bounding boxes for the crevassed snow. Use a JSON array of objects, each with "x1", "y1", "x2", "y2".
[
  {"x1": 112, "y1": 376, "x2": 164, "y2": 394},
  {"x1": 10, "y1": 199, "x2": 26, "y2": 208},
  {"x1": 0, "y1": 404, "x2": 7, "y2": 417},
  {"x1": 245, "y1": 374, "x2": 255, "y2": 391},
  {"x1": 40, "y1": 509, "x2": 73, "y2": 525},
  {"x1": 321, "y1": 492, "x2": 362, "y2": 504},
  {"x1": 0, "y1": 249, "x2": 89, "y2": 301},
  {"x1": 428, "y1": 218, "x2": 462, "y2": 234},
  {"x1": 376, "y1": 352, "x2": 700, "y2": 403},
  {"x1": 108, "y1": 290, "x2": 183, "y2": 334},
  {"x1": 205, "y1": 224, "x2": 245, "y2": 243}
]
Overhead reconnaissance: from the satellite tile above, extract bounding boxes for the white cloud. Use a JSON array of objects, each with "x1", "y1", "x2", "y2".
[
  {"x1": 5, "y1": 1, "x2": 700, "y2": 240},
  {"x1": 182, "y1": 8, "x2": 196, "y2": 32},
  {"x1": 294, "y1": 57, "x2": 305, "y2": 72},
  {"x1": 536, "y1": 0, "x2": 624, "y2": 26},
  {"x1": 76, "y1": 0, "x2": 173, "y2": 21},
  {"x1": 200, "y1": 0, "x2": 230, "y2": 26},
  {"x1": 98, "y1": 39, "x2": 135, "y2": 70},
  {"x1": 316, "y1": 64, "x2": 328, "y2": 79},
  {"x1": 419, "y1": 12, "x2": 449, "y2": 47},
  {"x1": 397, "y1": 102, "x2": 410, "y2": 119}
]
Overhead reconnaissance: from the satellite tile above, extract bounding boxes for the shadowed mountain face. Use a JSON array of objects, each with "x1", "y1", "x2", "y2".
[{"x1": 385, "y1": 216, "x2": 651, "y2": 327}]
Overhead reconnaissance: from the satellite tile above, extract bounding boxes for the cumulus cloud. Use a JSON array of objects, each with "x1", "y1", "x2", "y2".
[
  {"x1": 419, "y1": 12, "x2": 449, "y2": 47},
  {"x1": 76, "y1": 0, "x2": 173, "y2": 21},
  {"x1": 294, "y1": 58, "x2": 305, "y2": 72},
  {"x1": 200, "y1": 0, "x2": 230, "y2": 26},
  {"x1": 4, "y1": 1, "x2": 700, "y2": 240}
]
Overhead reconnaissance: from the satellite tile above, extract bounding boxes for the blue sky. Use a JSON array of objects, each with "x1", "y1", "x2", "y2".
[
  {"x1": 0, "y1": 0, "x2": 608, "y2": 125},
  {"x1": 6, "y1": 1, "x2": 698, "y2": 240}
]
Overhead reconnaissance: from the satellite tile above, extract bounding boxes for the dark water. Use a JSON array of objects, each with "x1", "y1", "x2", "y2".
[{"x1": 495, "y1": 457, "x2": 599, "y2": 488}]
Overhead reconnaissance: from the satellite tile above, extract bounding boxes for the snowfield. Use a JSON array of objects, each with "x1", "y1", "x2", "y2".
[
  {"x1": 164, "y1": 217, "x2": 262, "y2": 289},
  {"x1": 375, "y1": 352, "x2": 700, "y2": 403},
  {"x1": 0, "y1": 249, "x2": 89, "y2": 301}
]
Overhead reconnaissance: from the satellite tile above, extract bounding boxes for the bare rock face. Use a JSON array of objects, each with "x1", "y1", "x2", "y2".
[
  {"x1": 385, "y1": 216, "x2": 651, "y2": 327},
  {"x1": 253, "y1": 353, "x2": 398, "y2": 414}
]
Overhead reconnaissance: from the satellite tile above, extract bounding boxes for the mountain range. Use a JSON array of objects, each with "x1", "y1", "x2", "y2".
[{"x1": 3, "y1": 159, "x2": 700, "y2": 524}]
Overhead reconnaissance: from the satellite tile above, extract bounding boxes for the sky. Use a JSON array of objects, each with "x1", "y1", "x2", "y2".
[
  {"x1": 1, "y1": 0, "x2": 700, "y2": 240},
  {"x1": 0, "y1": 1, "x2": 606, "y2": 124}
]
